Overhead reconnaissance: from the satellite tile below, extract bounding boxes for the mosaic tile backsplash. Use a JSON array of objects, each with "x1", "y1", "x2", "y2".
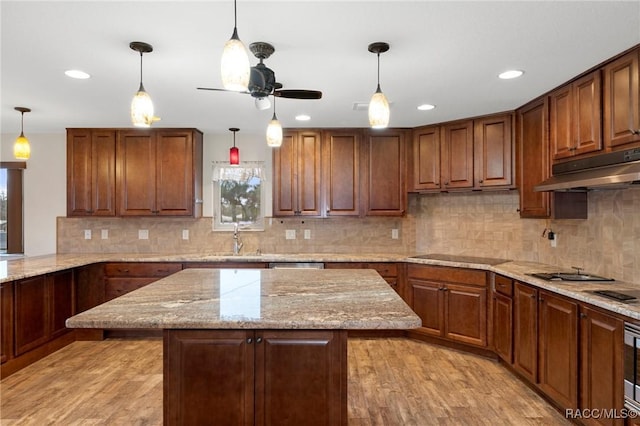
[{"x1": 57, "y1": 188, "x2": 640, "y2": 284}]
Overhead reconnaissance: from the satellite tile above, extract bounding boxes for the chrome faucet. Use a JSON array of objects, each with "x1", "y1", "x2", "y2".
[{"x1": 233, "y1": 223, "x2": 244, "y2": 255}]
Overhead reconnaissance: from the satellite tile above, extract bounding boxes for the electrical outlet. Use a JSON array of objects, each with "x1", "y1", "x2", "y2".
[
  {"x1": 551, "y1": 233, "x2": 557, "y2": 248},
  {"x1": 391, "y1": 229, "x2": 399, "y2": 239},
  {"x1": 101, "y1": 229, "x2": 109, "y2": 240},
  {"x1": 285, "y1": 230, "x2": 296, "y2": 240},
  {"x1": 182, "y1": 229, "x2": 189, "y2": 240},
  {"x1": 84, "y1": 229, "x2": 92, "y2": 240},
  {"x1": 304, "y1": 229, "x2": 311, "y2": 240},
  {"x1": 138, "y1": 229, "x2": 149, "y2": 240}
]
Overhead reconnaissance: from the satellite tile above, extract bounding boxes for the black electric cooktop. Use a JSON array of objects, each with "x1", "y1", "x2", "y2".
[{"x1": 528, "y1": 272, "x2": 615, "y2": 282}]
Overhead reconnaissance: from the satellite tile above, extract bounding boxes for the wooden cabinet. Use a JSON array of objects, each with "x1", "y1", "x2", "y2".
[
  {"x1": 0, "y1": 281, "x2": 14, "y2": 364},
  {"x1": 603, "y1": 47, "x2": 640, "y2": 149},
  {"x1": 363, "y1": 129, "x2": 407, "y2": 216},
  {"x1": 182, "y1": 262, "x2": 268, "y2": 269},
  {"x1": 273, "y1": 130, "x2": 322, "y2": 217},
  {"x1": 324, "y1": 262, "x2": 401, "y2": 295},
  {"x1": 550, "y1": 70, "x2": 602, "y2": 161},
  {"x1": 407, "y1": 264, "x2": 488, "y2": 347},
  {"x1": 75, "y1": 262, "x2": 106, "y2": 313},
  {"x1": 538, "y1": 290, "x2": 578, "y2": 409},
  {"x1": 117, "y1": 129, "x2": 203, "y2": 217},
  {"x1": 322, "y1": 130, "x2": 362, "y2": 217},
  {"x1": 474, "y1": 113, "x2": 515, "y2": 189},
  {"x1": 513, "y1": 281, "x2": 538, "y2": 382},
  {"x1": 441, "y1": 120, "x2": 474, "y2": 190},
  {"x1": 412, "y1": 125, "x2": 441, "y2": 191},
  {"x1": 579, "y1": 306, "x2": 624, "y2": 426},
  {"x1": 104, "y1": 262, "x2": 182, "y2": 301},
  {"x1": 164, "y1": 329, "x2": 347, "y2": 425},
  {"x1": 14, "y1": 270, "x2": 74, "y2": 356},
  {"x1": 66, "y1": 129, "x2": 116, "y2": 216},
  {"x1": 492, "y1": 274, "x2": 513, "y2": 363}
]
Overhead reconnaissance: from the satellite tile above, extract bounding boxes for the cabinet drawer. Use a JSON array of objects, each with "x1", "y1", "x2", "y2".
[
  {"x1": 105, "y1": 277, "x2": 157, "y2": 301},
  {"x1": 366, "y1": 263, "x2": 398, "y2": 277},
  {"x1": 494, "y1": 274, "x2": 513, "y2": 297},
  {"x1": 104, "y1": 262, "x2": 182, "y2": 277},
  {"x1": 407, "y1": 264, "x2": 486, "y2": 287}
]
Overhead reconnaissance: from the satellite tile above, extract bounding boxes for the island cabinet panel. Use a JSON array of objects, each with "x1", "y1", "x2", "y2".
[
  {"x1": 104, "y1": 262, "x2": 182, "y2": 301},
  {"x1": 322, "y1": 130, "x2": 361, "y2": 217},
  {"x1": 66, "y1": 129, "x2": 116, "y2": 216},
  {"x1": 164, "y1": 329, "x2": 347, "y2": 426},
  {"x1": 0, "y1": 281, "x2": 14, "y2": 364},
  {"x1": 411, "y1": 125, "x2": 441, "y2": 191},
  {"x1": 513, "y1": 282, "x2": 538, "y2": 382},
  {"x1": 579, "y1": 306, "x2": 624, "y2": 426},
  {"x1": 538, "y1": 290, "x2": 578, "y2": 409},
  {"x1": 75, "y1": 263, "x2": 106, "y2": 313},
  {"x1": 407, "y1": 264, "x2": 488, "y2": 347},
  {"x1": 49, "y1": 270, "x2": 75, "y2": 340},
  {"x1": 603, "y1": 47, "x2": 640, "y2": 149},
  {"x1": 441, "y1": 120, "x2": 474, "y2": 190}
]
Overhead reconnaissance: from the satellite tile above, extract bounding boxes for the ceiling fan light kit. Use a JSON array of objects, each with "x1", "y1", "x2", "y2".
[
  {"x1": 266, "y1": 96, "x2": 283, "y2": 147},
  {"x1": 130, "y1": 41, "x2": 156, "y2": 127},
  {"x1": 229, "y1": 127, "x2": 240, "y2": 165},
  {"x1": 368, "y1": 42, "x2": 390, "y2": 129},
  {"x1": 221, "y1": 0, "x2": 250, "y2": 91},
  {"x1": 13, "y1": 106, "x2": 32, "y2": 160}
]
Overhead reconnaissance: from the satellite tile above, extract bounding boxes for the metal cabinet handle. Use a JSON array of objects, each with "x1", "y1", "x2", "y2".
[
  {"x1": 256, "y1": 337, "x2": 263, "y2": 344},
  {"x1": 580, "y1": 312, "x2": 587, "y2": 319},
  {"x1": 630, "y1": 129, "x2": 640, "y2": 135},
  {"x1": 246, "y1": 338, "x2": 253, "y2": 344},
  {"x1": 530, "y1": 294, "x2": 536, "y2": 299}
]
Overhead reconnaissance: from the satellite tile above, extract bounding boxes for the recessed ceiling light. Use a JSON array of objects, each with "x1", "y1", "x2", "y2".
[
  {"x1": 295, "y1": 114, "x2": 311, "y2": 121},
  {"x1": 65, "y1": 69, "x2": 91, "y2": 79},
  {"x1": 417, "y1": 104, "x2": 436, "y2": 111},
  {"x1": 498, "y1": 70, "x2": 524, "y2": 80}
]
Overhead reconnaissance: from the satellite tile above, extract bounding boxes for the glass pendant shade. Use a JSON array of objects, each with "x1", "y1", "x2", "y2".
[
  {"x1": 131, "y1": 83, "x2": 154, "y2": 127},
  {"x1": 229, "y1": 146, "x2": 240, "y2": 165},
  {"x1": 266, "y1": 114, "x2": 283, "y2": 147},
  {"x1": 14, "y1": 133, "x2": 30, "y2": 160},
  {"x1": 221, "y1": 29, "x2": 250, "y2": 92},
  {"x1": 368, "y1": 87, "x2": 390, "y2": 129}
]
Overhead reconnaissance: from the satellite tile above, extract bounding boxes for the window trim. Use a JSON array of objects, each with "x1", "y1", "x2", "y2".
[{"x1": 212, "y1": 162, "x2": 265, "y2": 232}]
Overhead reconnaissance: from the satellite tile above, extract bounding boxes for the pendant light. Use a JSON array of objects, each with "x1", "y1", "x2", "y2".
[
  {"x1": 368, "y1": 42, "x2": 390, "y2": 129},
  {"x1": 130, "y1": 41, "x2": 156, "y2": 128},
  {"x1": 13, "y1": 107, "x2": 31, "y2": 160},
  {"x1": 229, "y1": 127, "x2": 240, "y2": 165},
  {"x1": 221, "y1": 0, "x2": 250, "y2": 92},
  {"x1": 266, "y1": 96, "x2": 283, "y2": 147}
]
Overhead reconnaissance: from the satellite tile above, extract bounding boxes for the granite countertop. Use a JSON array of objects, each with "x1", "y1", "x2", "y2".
[{"x1": 66, "y1": 268, "x2": 422, "y2": 330}]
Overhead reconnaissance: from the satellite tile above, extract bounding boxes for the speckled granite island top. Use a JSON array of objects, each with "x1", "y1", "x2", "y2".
[{"x1": 66, "y1": 268, "x2": 422, "y2": 330}]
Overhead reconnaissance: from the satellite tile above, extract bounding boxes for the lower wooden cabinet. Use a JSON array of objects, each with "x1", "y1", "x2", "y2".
[
  {"x1": 164, "y1": 329, "x2": 347, "y2": 426},
  {"x1": 104, "y1": 262, "x2": 181, "y2": 301},
  {"x1": 407, "y1": 264, "x2": 488, "y2": 347},
  {"x1": 182, "y1": 262, "x2": 268, "y2": 269},
  {"x1": 492, "y1": 275, "x2": 513, "y2": 363},
  {"x1": 513, "y1": 282, "x2": 538, "y2": 382},
  {"x1": 0, "y1": 281, "x2": 14, "y2": 364},
  {"x1": 324, "y1": 262, "x2": 401, "y2": 295}
]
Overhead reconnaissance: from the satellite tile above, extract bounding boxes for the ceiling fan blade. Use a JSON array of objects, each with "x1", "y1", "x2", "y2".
[
  {"x1": 274, "y1": 89, "x2": 322, "y2": 100},
  {"x1": 197, "y1": 87, "x2": 250, "y2": 95}
]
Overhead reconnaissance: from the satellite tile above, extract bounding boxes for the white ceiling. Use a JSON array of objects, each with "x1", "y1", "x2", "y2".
[{"x1": 1, "y1": 1, "x2": 640, "y2": 137}]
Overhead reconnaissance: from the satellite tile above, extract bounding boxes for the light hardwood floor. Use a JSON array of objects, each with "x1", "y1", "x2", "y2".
[{"x1": 0, "y1": 338, "x2": 569, "y2": 425}]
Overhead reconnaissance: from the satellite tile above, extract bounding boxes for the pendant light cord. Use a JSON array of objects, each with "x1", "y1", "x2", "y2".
[
  {"x1": 376, "y1": 52, "x2": 381, "y2": 91},
  {"x1": 234, "y1": 0, "x2": 238, "y2": 28},
  {"x1": 20, "y1": 111, "x2": 25, "y2": 135},
  {"x1": 139, "y1": 52, "x2": 144, "y2": 86},
  {"x1": 272, "y1": 95, "x2": 278, "y2": 119}
]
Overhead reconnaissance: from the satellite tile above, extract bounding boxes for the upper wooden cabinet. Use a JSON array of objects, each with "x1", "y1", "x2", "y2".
[
  {"x1": 67, "y1": 129, "x2": 117, "y2": 216},
  {"x1": 473, "y1": 113, "x2": 515, "y2": 189},
  {"x1": 412, "y1": 125, "x2": 441, "y2": 191},
  {"x1": 67, "y1": 128, "x2": 203, "y2": 218},
  {"x1": 272, "y1": 130, "x2": 323, "y2": 217},
  {"x1": 322, "y1": 130, "x2": 362, "y2": 217},
  {"x1": 441, "y1": 121, "x2": 474, "y2": 190},
  {"x1": 603, "y1": 47, "x2": 640, "y2": 150},
  {"x1": 362, "y1": 129, "x2": 407, "y2": 216},
  {"x1": 550, "y1": 70, "x2": 602, "y2": 161},
  {"x1": 117, "y1": 129, "x2": 203, "y2": 217}
]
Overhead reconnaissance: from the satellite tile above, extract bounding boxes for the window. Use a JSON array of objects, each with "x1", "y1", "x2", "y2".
[
  {"x1": 0, "y1": 162, "x2": 26, "y2": 254},
  {"x1": 212, "y1": 162, "x2": 265, "y2": 231}
]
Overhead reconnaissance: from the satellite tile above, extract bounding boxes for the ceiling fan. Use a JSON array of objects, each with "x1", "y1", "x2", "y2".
[{"x1": 197, "y1": 42, "x2": 322, "y2": 109}]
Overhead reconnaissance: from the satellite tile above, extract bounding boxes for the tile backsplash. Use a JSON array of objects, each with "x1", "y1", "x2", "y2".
[{"x1": 57, "y1": 188, "x2": 640, "y2": 284}]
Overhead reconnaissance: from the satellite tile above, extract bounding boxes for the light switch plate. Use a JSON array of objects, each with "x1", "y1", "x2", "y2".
[
  {"x1": 101, "y1": 229, "x2": 109, "y2": 240},
  {"x1": 285, "y1": 230, "x2": 296, "y2": 240},
  {"x1": 182, "y1": 229, "x2": 189, "y2": 240},
  {"x1": 138, "y1": 229, "x2": 149, "y2": 240},
  {"x1": 304, "y1": 229, "x2": 311, "y2": 240},
  {"x1": 391, "y1": 229, "x2": 399, "y2": 239},
  {"x1": 84, "y1": 229, "x2": 92, "y2": 240}
]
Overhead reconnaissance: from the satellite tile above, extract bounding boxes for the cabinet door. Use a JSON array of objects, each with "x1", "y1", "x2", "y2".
[
  {"x1": 409, "y1": 279, "x2": 444, "y2": 337},
  {"x1": 117, "y1": 131, "x2": 157, "y2": 215},
  {"x1": 0, "y1": 282, "x2": 14, "y2": 364},
  {"x1": 296, "y1": 131, "x2": 322, "y2": 216},
  {"x1": 513, "y1": 282, "x2": 538, "y2": 382},
  {"x1": 50, "y1": 270, "x2": 74, "y2": 339},
  {"x1": 363, "y1": 130, "x2": 406, "y2": 215},
  {"x1": 255, "y1": 330, "x2": 347, "y2": 426},
  {"x1": 572, "y1": 71, "x2": 602, "y2": 156},
  {"x1": 14, "y1": 276, "x2": 49, "y2": 356},
  {"x1": 474, "y1": 113, "x2": 514, "y2": 189},
  {"x1": 445, "y1": 283, "x2": 487, "y2": 347},
  {"x1": 412, "y1": 126, "x2": 441, "y2": 191},
  {"x1": 580, "y1": 306, "x2": 624, "y2": 426},
  {"x1": 550, "y1": 85, "x2": 574, "y2": 160},
  {"x1": 323, "y1": 130, "x2": 361, "y2": 216},
  {"x1": 603, "y1": 48, "x2": 640, "y2": 149},
  {"x1": 538, "y1": 290, "x2": 578, "y2": 409},
  {"x1": 517, "y1": 97, "x2": 550, "y2": 218},
  {"x1": 155, "y1": 130, "x2": 195, "y2": 216},
  {"x1": 493, "y1": 292, "x2": 513, "y2": 363},
  {"x1": 441, "y1": 121, "x2": 473, "y2": 190},
  {"x1": 164, "y1": 330, "x2": 254, "y2": 426},
  {"x1": 273, "y1": 133, "x2": 297, "y2": 216}
]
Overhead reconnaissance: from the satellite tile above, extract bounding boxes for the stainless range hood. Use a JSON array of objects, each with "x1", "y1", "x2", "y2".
[{"x1": 534, "y1": 148, "x2": 640, "y2": 191}]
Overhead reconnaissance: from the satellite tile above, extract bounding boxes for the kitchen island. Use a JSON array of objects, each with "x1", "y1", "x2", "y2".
[{"x1": 66, "y1": 268, "x2": 421, "y2": 425}]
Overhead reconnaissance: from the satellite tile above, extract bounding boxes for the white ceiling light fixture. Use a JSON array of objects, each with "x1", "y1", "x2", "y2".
[
  {"x1": 13, "y1": 107, "x2": 31, "y2": 160},
  {"x1": 368, "y1": 42, "x2": 390, "y2": 129},
  {"x1": 221, "y1": 0, "x2": 250, "y2": 92},
  {"x1": 255, "y1": 96, "x2": 271, "y2": 110},
  {"x1": 498, "y1": 69, "x2": 524, "y2": 80},
  {"x1": 65, "y1": 69, "x2": 91, "y2": 79},
  {"x1": 295, "y1": 114, "x2": 311, "y2": 121},
  {"x1": 266, "y1": 95, "x2": 283, "y2": 147},
  {"x1": 130, "y1": 41, "x2": 157, "y2": 128},
  {"x1": 417, "y1": 104, "x2": 436, "y2": 111}
]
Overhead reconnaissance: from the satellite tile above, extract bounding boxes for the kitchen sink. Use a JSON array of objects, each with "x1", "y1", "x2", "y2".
[{"x1": 527, "y1": 272, "x2": 614, "y2": 282}]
